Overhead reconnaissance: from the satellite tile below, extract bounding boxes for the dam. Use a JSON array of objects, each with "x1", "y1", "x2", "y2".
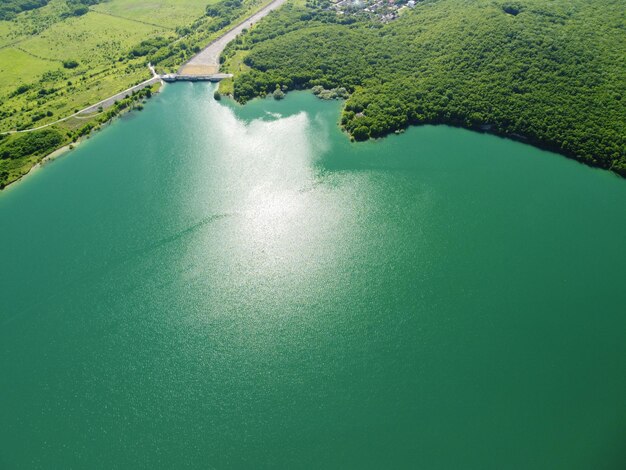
[{"x1": 161, "y1": 73, "x2": 233, "y2": 82}]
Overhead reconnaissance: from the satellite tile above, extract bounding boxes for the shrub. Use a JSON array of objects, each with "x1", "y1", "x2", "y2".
[{"x1": 13, "y1": 84, "x2": 30, "y2": 96}]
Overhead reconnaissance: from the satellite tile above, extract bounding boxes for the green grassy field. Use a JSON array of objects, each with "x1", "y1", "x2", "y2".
[
  {"x1": 18, "y1": 11, "x2": 164, "y2": 63},
  {"x1": 0, "y1": 47, "x2": 56, "y2": 89},
  {"x1": 91, "y1": 0, "x2": 210, "y2": 28}
]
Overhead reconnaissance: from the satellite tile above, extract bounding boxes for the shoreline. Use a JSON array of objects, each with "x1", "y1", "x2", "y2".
[
  {"x1": 226, "y1": 85, "x2": 626, "y2": 178},
  {"x1": 2, "y1": 141, "x2": 84, "y2": 192},
  {"x1": 1, "y1": 82, "x2": 165, "y2": 192},
  {"x1": 5, "y1": 81, "x2": 622, "y2": 193}
]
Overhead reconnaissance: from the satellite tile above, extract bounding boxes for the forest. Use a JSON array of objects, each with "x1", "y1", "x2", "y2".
[
  {"x1": 224, "y1": 0, "x2": 626, "y2": 175},
  {"x1": 0, "y1": 0, "x2": 49, "y2": 20}
]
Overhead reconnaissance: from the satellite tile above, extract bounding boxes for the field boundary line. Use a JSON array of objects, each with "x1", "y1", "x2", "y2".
[{"x1": 89, "y1": 9, "x2": 174, "y2": 30}]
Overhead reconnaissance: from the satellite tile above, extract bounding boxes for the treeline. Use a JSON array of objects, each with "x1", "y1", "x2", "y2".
[
  {"x1": 0, "y1": 0, "x2": 105, "y2": 20},
  {"x1": 0, "y1": 127, "x2": 69, "y2": 189},
  {"x1": 0, "y1": 127, "x2": 66, "y2": 189},
  {"x1": 63, "y1": 0, "x2": 103, "y2": 17},
  {"x1": 0, "y1": 0, "x2": 48, "y2": 20},
  {"x1": 228, "y1": 0, "x2": 626, "y2": 175},
  {"x1": 129, "y1": 37, "x2": 171, "y2": 58},
  {"x1": 71, "y1": 86, "x2": 153, "y2": 139}
]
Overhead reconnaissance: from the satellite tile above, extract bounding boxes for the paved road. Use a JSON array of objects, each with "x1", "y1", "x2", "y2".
[
  {"x1": 79, "y1": 75, "x2": 160, "y2": 114},
  {"x1": 180, "y1": 0, "x2": 288, "y2": 74}
]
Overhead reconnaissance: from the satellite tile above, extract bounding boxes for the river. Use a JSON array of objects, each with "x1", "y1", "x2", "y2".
[{"x1": 1, "y1": 83, "x2": 626, "y2": 469}]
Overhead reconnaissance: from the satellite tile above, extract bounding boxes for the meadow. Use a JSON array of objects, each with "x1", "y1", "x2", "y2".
[{"x1": 91, "y1": 0, "x2": 208, "y2": 27}]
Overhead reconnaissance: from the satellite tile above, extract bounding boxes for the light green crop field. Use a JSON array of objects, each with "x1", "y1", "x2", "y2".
[
  {"x1": 91, "y1": 0, "x2": 213, "y2": 29},
  {"x1": 18, "y1": 12, "x2": 166, "y2": 64},
  {"x1": 0, "y1": 48, "x2": 59, "y2": 92}
]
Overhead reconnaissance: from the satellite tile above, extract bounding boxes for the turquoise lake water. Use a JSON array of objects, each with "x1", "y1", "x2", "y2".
[{"x1": 1, "y1": 83, "x2": 626, "y2": 469}]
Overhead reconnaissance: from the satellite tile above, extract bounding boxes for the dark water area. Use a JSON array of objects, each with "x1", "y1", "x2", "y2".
[{"x1": 1, "y1": 83, "x2": 626, "y2": 469}]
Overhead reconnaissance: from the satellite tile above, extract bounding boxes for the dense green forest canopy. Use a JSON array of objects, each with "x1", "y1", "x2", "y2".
[
  {"x1": 0, "y1": 0, "x2": 50, "y2": 20},
  {"x1": 225, "y1": 0, "x2": 626, "y2": 174},
  {"x1": 0, "y1": 0, "x2": 102, "y2": 20}
]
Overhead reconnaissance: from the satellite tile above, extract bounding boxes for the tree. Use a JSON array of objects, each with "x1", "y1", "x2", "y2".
[
  {"x1": 352, "y1": 126, "x2": 369, "y2": 141},
  {"x1": 273, "y1": 87, "x2": 285, "y2": 100},
  {"x1": 62, "y1": 60, "x2": 79, "y2": 69}
]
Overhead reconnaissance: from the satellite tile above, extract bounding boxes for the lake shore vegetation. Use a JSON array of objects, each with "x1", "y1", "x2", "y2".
[{"x1": 0, "y1": 84, "x2": 157, "y2": 188}]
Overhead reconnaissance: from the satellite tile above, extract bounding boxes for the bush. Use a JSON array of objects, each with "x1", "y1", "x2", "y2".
[
  {"x1": 63, "y1": 60, "x2": 79, "y2": 69},
  {"x1": 130, "y1": 37, "x2": 170, "y2": 58},
  {"x1": 502, "y1": 2, "x2": 524, "y2": 15},
  {"x1": 68, "y1": 6, "x2": 89, "y2": 16},
  {"x1": 13, "y1": 84, "x2": 30, "y2": 96},
  {"x1": 206, "y1": 0, "x2": 242, "y2": 17}
]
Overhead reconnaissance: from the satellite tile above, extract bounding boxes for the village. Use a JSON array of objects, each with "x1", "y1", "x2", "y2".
[{"x1": 331, "y1": 0, "x2": 417, "y2": 22}]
